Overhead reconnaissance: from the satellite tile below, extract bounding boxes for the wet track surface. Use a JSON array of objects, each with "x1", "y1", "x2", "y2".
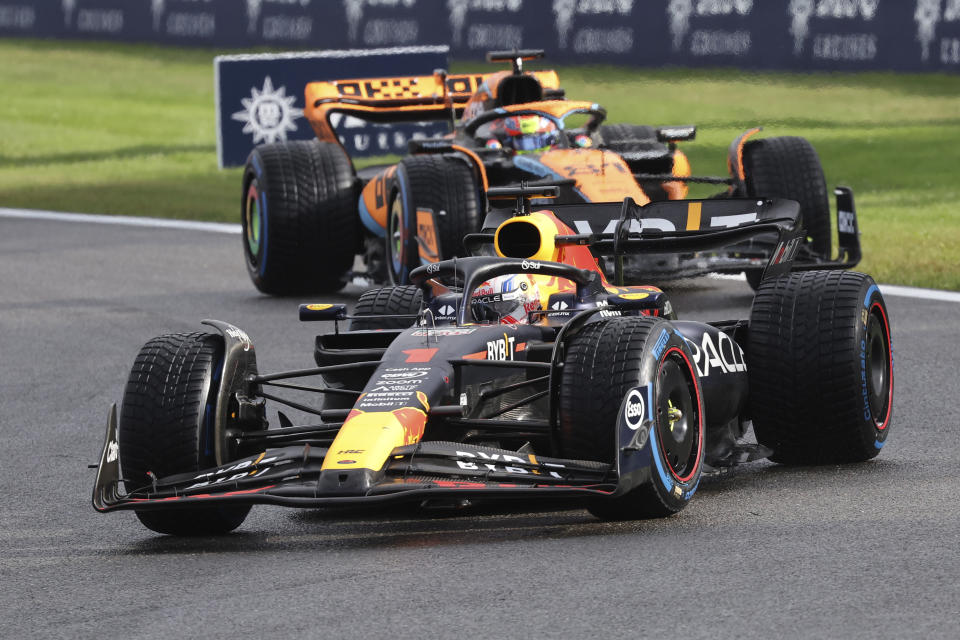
[{"x1": 2, "y1": 217, "x2": 958, "y2": 638}]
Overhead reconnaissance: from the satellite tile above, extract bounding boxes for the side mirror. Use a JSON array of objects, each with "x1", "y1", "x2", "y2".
[{"x1": 299, "y1": 303, "x2": 348, "y2": 322}]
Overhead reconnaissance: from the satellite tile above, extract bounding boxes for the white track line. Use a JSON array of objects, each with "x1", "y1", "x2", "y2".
[
  {"x1": 0, "y1": 207, "x2": 241, "y2": 234},
  {"x1": 877, "y1": 284, "x2": 960, "y2": 303},
  {"x1": 2, "y1": 207, "x2": 957, "y2": 303}
]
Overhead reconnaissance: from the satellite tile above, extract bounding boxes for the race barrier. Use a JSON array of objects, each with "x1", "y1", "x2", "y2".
[
  {"x1": 3, "y1": 1, "x2": 960, "y2": 73},
  {"x1": 6, "y1": 1, "x2": 958, "y2": 166}
]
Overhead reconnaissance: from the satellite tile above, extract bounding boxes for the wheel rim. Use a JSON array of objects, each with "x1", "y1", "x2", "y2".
[
  {"x1": 245, "y1": 182, "x2": 262, "y2": 259},
  {"x1": 865, "y1": 303, "x2": 892, "y2": 428},
  {"x1": 656, "y1": 354, "x2": 700, "y2": 481},
  {"x1": 387, "y1": 192, "x2": 405, "y2": 282}
]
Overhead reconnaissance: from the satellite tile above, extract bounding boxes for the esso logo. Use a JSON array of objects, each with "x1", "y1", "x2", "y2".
[{"x1": 624, "y1": 389, "x2": 645, "y2": 430}]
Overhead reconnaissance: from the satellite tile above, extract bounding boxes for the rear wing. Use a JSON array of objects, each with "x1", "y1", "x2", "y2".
[
  {"x1": 304, "y1": 70, "x2": 560, "y2": 150},
  {"x1": 555, "y1": 197, "x2": 805, "y2": 284},
  {"x1": 481, "y1": 184, "x2": 862, "y2": 285}
]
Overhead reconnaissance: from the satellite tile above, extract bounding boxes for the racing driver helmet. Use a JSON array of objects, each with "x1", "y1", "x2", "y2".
[
  {"x1": 487, "y1": 114, "x2": 561, "y2": 155},
  {"x1": 471, "y1": 274, "x2": 543, "y2": 324}
]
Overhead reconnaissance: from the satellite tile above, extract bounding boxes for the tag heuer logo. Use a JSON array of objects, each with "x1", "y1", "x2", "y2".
[{"x1": 231, "y1": 76, "x2": 303, "y2": 145}]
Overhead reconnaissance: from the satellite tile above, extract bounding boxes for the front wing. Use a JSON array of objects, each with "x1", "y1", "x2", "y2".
[{"x1": 92, "y1": 405, "x2": 617, "y2": 513}]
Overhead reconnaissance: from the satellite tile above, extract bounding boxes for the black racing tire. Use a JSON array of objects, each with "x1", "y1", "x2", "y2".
[
  {"x1": 559, "y1": 316, "x2": 704, "y2": 520},
  {"x1": 242, "y1": 140, "x2": 359, "y2": 295},
  {"x1": 742, "y1": 136, "x2": 831, "y2": 288},
  {"x1": 386, "y1": 155, "x2": 481, "y2": 285},
  {"x1": 747, "y1": 270, "x2": 893, "y2": 465},
  {"x1": 349, "y1": 285, "x2": 423, "y2": 330},
  {"x1": 118, "y1": 333, "x2": 251, "y2": 535}
]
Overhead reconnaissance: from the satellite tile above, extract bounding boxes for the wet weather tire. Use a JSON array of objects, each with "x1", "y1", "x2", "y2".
[
  {"x1": 119, "y1": 333, "x2": 250, "y2": 535},
  {"x1": 349, "y1": 285, "x2": 423, "y2": 330},
  {"x1": 742, "y1": 136, "x2": 831, "y2": 289},
  {"x1": 242, "y1": 140, "x2": 359, "y2": 295},
  {"x1": 386, "y1": 155, "x2": 481, "y2": 284},
  {"x1": 559, "y1": 316, "x2": 704, "y2": 519},
  {"x1": 747, "y1": 270, "x2": 893, "y2": 464}
]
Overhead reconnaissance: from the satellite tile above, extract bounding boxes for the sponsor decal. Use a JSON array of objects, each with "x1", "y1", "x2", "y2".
[
  {"x1": 437, "y1": 304, "x2": 456, "y2": 316},
  {"x1": 667, "y1": 0, "x2": 754, "y2": 56},
  {"x1": 74, "y1": 7, "x2": 124, "y2": 33},
  {"x1": 915, "y1": 0, "x2": 960, "y2": 64},
  {"x1": 185, "y1": 456, "x2": 288, "y2": 490},
  {"x1": 789, "y1": 0, "x2": 880, "y2": 60},
  {"x1": 345, "y1": 0, "x2": 420, "y2": 45},
  {"x1": 455, "y1": 450, "x2": 565, "y2": 478},
  {"x1": 595, "y1": 300, "x2": 621, "y2": 317},
  {"x1": 619, "y1": 292, "x2": 649, "y2": 300},
  {"x1": 916, "y1": 0, "x2": 941, "y2": 61},
  {"x1": 710, "y1": 212, "x2": 758, "y2": 228},
  {"x1": 426, "y1": 262, "x2": 442, "y2": 274},
  {"x1": 0, "y1": 4, "x2": 35, "y2": 29},
  {"x1": 232, "y1": 76, "x2": 303, "y2": 145},
  {"x1": 838, "y1": 208, "x2": 856, "y2": 234},
  {"x1": 244, "y1": 0, "x2": 315, "y2": 40},
  {"x1": 369, "y1": 384, "x2": 419, "y2": 391},
  {"x1": 572, "y1": 217, "x2": 671, "y2": 234},
  {"x1": 554, "y1": 0, "x2": 635, "y2": 53},
  {"x1": 304, "y1": 303, "x2": 333, "y2": 311},
  {"x1": 106, "y1": 440, "x2": 119, "y2": 463},
  {"x1": 486, "y1": 333, "x2": 516, "y2": 360},
  {"x1": 224, "y1": 326, "x2": 253, "y2": 352},
  {"x1": 623, "y1": 388, "x2": 646, "y2": 430},
  {"x1": 684, "y1": 330, "x2": 746, "y2": 377},
  {"x1": 411, "y1": 327, "x2": 477, "y2": 336},
  {"x1": 338, "y1": 449, "x2": 364, "y2": 454},
  {"x1": 337, "y1": 459, "x2": 357, "y2": 464},
  {"x1": 448, "y1": 0, "x2": 524, "y2": 49},
  {"x1": 571, "y1": 211, "x2": 756, "y2": 237},
  {"x1": 521, "y1": 259, "x2": 541, "y2": 270},
  {"x1": 860, "y1": 337, "x2": 871, "y2": 420},
  {"x1": 652, "y1": 328, "x2": 670, "y2": 359},
  {"x1": 151, "y1": 0, "x2": 217, "y2": 38}
]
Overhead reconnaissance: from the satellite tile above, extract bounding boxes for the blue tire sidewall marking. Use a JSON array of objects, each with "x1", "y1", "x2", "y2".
[
  {"x1": 250, "y1": 154, "x2": 268, "y2": 277},
  {"x1": 651, "y1": 339, "x2": 701, "y2": 502},
  {"x1": 394, "y1": 164, "x2": 413, "y2": 282},
  {"x1": 650, "y1": 411, "x2": 699, "y2": 502},
  {"x1": 203, "y1": 344, "x2": 224, "y2": 461}
]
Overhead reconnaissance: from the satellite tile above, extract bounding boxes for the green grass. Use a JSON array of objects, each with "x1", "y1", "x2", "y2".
[{"x1": 2, "y1": 39, "x2": 959, "y2": 289}]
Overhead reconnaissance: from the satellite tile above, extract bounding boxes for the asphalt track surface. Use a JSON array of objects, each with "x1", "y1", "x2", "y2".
[{"x1": 2, "y1": 214, "x2": 958, "y2": 639}]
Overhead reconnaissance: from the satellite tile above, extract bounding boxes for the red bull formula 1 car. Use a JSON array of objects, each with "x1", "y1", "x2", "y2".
[
  {"x1": 94, "y1": 185, "x2": 893, "y2": 535},
  {"x1": 241, "y1": 49, "x2": 835, "y2": 293}
]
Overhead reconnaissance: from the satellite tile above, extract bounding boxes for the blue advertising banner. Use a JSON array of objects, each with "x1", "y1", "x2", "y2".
[
  {"x1": 3, "y1": 2, "x2": 958, "y2": 76},
  {"x1": 215, "y1": 46, "x2": 451, "y2": 168}
]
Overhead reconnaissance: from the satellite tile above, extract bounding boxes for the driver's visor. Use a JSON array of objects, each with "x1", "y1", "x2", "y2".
[{"x1": 513, "y1": 131, "x2": 559, "y2": 152}]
